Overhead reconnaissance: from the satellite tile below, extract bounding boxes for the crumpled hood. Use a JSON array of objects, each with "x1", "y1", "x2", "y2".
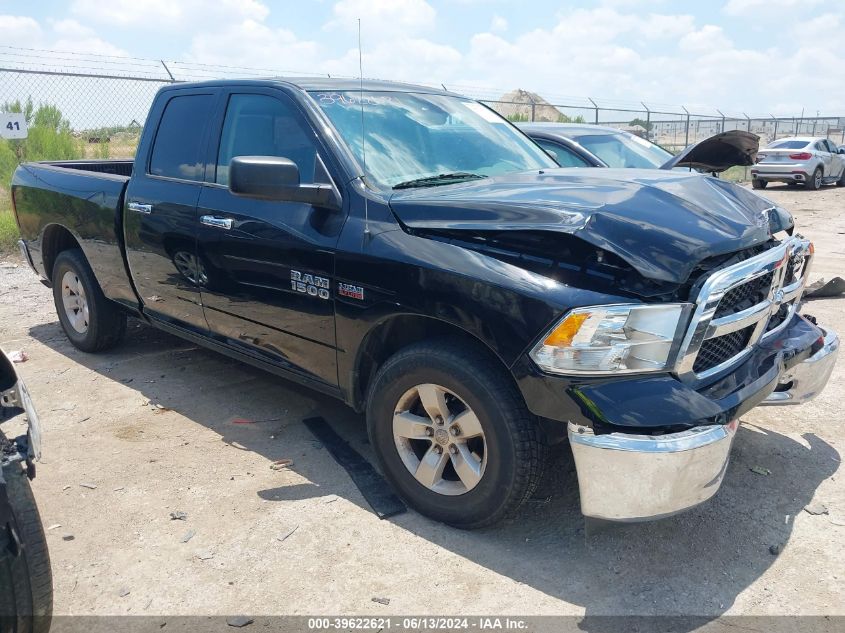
[
  {"x1": 389, "y1": 168, "x2": 775, "y2": 284},
  {"x1": 661, "y1": 130, "x2": 759, "y2": 172}
]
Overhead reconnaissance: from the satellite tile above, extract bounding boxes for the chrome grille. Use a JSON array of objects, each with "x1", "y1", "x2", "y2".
[
  {"x1": 692, "y1": 326, "x2": 755, "y2": 373},
  {"x1": 714, "y1": 271, "x2": 774, "y2": 318},
  {"x1": 676, "y1": 237, "x2": 812, "y2": 381}
]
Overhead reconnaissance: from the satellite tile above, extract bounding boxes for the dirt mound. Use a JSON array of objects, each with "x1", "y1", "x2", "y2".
[{"x1": 490, "y1": 89, "x2": 564, "y2": 122}]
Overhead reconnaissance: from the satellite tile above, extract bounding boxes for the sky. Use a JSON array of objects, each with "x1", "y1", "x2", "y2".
[{"x1": 0, "y1": 0, "x2": 843, "y2": 117}]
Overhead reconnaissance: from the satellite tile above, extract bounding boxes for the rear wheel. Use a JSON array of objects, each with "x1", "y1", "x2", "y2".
[
  {"x1": 806, "y1": 167, "x2": 823, "y2": 190},
  {"x1": 366, "y1": 339, "x2": 545, "y2": 529},
  {"x1": 52, "y1": 249, "x2": 126, "y2": 352},
  {"x1": 751, "y1": 178, "x2": 767, "y2": 189},
  {"x1": 0, "y1": 465, "x2": 53, "y2": 633}
]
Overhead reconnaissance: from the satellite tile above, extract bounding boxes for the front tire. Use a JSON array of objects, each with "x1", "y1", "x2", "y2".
[
  {"x1": 366, "y1": 339, "x2": 545, "y2": 529},
  {"x1": 806, "y1": 167, "x2": 823, "y2": 190},
  {"x1": 751, "y1": 178, "x2": 767, "y2": 190},
  {"x1": 837, "y1": 168, "x2": 845, "y2": 187},
  {"x1": 0, "y1": 465, "x2": 53, "y2": 633},
  {"x1": 52, "y1": 249, "x2": 126, "y2": 353}
]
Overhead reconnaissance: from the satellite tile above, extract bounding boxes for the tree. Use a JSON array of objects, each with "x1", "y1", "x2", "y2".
[
  {"x1": 558, "y1": 114, "x2": 586, "y2": 123},
  {"x1": 629, "y1": 117, "x2": 653, "y2": 131},
  {"x1": 1, "y1": 99, "x2": 82, "y2": 186}
]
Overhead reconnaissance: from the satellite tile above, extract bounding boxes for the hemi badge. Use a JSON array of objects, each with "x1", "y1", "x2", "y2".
[{"x1": 338, "y1": 282, "x2": 364, "y2": 300}]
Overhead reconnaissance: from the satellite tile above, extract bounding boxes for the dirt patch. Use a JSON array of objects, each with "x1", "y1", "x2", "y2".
[{"x1": 1, "y1": 182, "x2": 844, "y2": 618}]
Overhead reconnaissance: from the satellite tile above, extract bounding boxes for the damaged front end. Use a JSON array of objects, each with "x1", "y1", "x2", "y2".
[{"x1": 558, "y1": 235, "x2": 837, "y2": 521}]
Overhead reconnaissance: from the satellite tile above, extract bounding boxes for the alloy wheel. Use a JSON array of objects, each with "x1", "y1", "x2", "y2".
[{"x1": 392, "y1": 383, "x2": 487, "y2": 495}]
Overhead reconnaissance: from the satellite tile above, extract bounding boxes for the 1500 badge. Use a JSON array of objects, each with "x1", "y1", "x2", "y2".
[{"x1": 290, "y1": 270, "x2": 330, "y2": 300}]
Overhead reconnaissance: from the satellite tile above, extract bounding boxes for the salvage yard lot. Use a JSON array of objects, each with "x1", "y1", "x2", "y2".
[{"x1": 1, "y1": 184, "x2": 844, "y2": 618}]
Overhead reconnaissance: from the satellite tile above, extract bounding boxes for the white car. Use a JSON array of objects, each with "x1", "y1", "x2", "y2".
[{"x1": 752, "y1": 136, "x2": 845, "y2": 190}]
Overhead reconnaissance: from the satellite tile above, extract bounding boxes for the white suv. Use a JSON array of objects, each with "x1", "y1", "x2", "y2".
[{"x1": 752, "y1": 137, "x2": 845, "y2": 190}]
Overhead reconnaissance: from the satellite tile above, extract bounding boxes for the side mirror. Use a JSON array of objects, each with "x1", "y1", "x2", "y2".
[{"x1": 229, "y1": 156, "x2": 340, "y2": 210}]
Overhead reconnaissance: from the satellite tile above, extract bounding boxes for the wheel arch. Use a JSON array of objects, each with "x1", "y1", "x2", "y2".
[
  {"x1": 350, "y1": 313, "x2": 515, "y2": 413},
  {"x1": 40, "y1": 224, "x2": 82, "y2": 283}
]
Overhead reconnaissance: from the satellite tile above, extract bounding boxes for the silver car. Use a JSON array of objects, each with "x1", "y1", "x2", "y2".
[{"x1": 752, "y1": 136, "x2": 845, "y2": 190}]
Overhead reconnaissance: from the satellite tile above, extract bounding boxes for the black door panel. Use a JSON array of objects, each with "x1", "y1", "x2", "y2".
[
  {"x1": 196, "y1": 90, "x2": 344, "y2": 386},
  {"x1": 123, "y1": 91, "x2": 217, "y2": 331}
]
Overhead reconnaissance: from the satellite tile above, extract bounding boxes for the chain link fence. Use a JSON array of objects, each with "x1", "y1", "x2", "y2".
[
  {"x1": 476, "y1": 96, "x2": 845, "y2": 154},
  {"x1": 2, "y1": 49, "x2": 844, "y2": 163}
]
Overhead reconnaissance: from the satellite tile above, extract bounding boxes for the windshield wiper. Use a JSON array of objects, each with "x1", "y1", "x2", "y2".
[{"x1": 392, "y1": 172, "x2": 486, "y2": 190}]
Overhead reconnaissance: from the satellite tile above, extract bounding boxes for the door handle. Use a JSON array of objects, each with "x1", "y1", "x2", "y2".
[
  {"x1": 128, "y1": 201, "x2": 152, "y2": 215},
  {"x1": 200, "y1": 215, "x2": 234, "y2": 230}
]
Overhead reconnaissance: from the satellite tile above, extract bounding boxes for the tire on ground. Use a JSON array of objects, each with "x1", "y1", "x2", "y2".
[
  {"x1": 751, "y1": 179, "x2": 767, "y2": 190},
  {"x1": 0, "y1": 465, "x2": 53, "y2": 633},
  {"x1": 806, "y1": 167, "x2": 823, "y2": 191},
  {"x1": 51, "y1": 249, "x2": 126, "y2": 353},
  {"x1": 366, "y1": 338, "x2": 546, "y2": 529}
]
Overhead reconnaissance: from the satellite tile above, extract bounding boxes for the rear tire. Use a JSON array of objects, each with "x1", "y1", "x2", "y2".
[
  {"x1": 806, "y1": 167, "x2": 823, "y2": 191},
  {"x1": 52, "y1": 249, "x2": 126, "y2": 353},
  {"x1": 0, "y1": 465, "x2": 53, "y2": 633},
  {"x1": 751, "y1": 179, "x2": 767, "y2": 190},
  {"x1": 366, "y1": 339, "x2": 545, "y2": 529}
]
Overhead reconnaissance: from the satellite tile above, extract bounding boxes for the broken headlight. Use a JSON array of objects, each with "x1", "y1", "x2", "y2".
[{"x1": 530, "y1": 304, "x2": 687, "y2": 374}]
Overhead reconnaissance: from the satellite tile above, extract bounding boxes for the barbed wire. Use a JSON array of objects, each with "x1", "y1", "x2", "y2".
[{"x1": 0, "y1": 45, "x2": 834, "y2": 120}]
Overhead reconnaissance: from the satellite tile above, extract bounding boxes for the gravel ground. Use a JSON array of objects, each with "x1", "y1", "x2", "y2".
[{"x1": 0, "y1": 183, "x2": 843, "y2": 619}]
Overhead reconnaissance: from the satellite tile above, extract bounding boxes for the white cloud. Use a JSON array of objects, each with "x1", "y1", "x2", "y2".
[
  {"x1": 69, "y1": 0, "x2": 269, "y2": 30},
  {"x1": 679, "y1": 25, "x2": 731, "y2": 53},
  {"x1": 0, "y1": 14, "x2": 42, "y2": 47},
  {"x1": 50, "y1": 19, "x2": 129, "y2": 56},
  {"x1": 791, "y1": 13, "x2": 841, "y2": 40},
  {"x1": 723, "y1": 0, "x2": 822, "y2": 16},
  {"x1": 327, "y1": 0, "x2": 436, "y2": 33},
  {"x1": 490, "y1": 15, "x2": 508, "y2": 33},
  {"x1": 187, "y1": 19, "x2": 320, "y2": 72}
]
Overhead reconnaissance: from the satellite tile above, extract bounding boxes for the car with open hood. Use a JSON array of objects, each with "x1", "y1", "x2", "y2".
[
  {"x1": 518, "y1": 122, "x2": 760, "y2": 174},
  {"x1": 9, "y1": 79, "x2": 839, "y2": 528}
]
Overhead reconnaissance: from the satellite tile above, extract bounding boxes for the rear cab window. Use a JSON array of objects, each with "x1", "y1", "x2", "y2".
[
  {"x1": 149, "y1": 94, "x2": 215, "y2": 181},
  {"x1": 768, "y1": 140, "x2": 810, "y2": 150}
]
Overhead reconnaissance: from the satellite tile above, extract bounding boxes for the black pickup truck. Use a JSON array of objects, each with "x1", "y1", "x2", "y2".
[{"x1": 10, "y1": 79, "x2": 839, "y2": 528}]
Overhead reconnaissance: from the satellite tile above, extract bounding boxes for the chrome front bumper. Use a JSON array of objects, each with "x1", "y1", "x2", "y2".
[
  {"x1": 568, "y1": 327, "x2": 838, "y2": 521},
  {"x1": 568, "y1": 421, "x2": 738, "y2": 521},
  {"x1": 762, "y1": 327, "x2": 839, "y2": 405}
]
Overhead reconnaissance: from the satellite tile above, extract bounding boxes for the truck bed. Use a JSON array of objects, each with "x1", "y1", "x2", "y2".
[
  {"x1": 38, "y1": 159, "x2": 134, "y2": 177},
  {"x1": 11, "y1": 160, "x2": 137, "y2": 309}
]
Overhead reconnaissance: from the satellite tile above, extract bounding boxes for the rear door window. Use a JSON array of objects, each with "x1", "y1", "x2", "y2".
[{"x1": 149, "y1": 94, "x2": 215, "y2": 181}]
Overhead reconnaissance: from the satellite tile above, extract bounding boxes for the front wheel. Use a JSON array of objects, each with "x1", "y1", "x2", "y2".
[
  {"x1": 752, "y1": 178, "x2": 767, "y2": 190},
  {"x1": 366, "y1": 340, "x2": 545, "y2": 529},
  {"x1": 837, "y1": 168, "x2": 845, "y2": 187}
]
